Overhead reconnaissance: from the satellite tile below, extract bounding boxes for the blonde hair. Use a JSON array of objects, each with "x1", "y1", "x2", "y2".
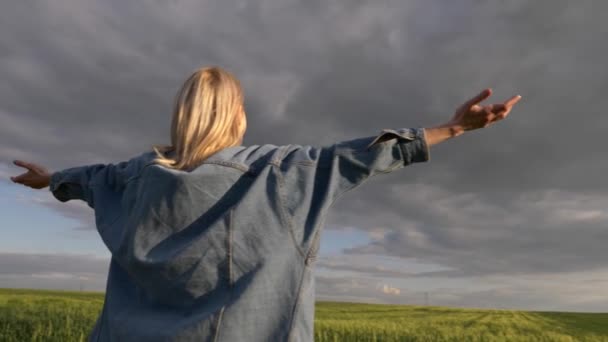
[{"x1": 152, "y1": 66, "x2": 247, "y2": 171}]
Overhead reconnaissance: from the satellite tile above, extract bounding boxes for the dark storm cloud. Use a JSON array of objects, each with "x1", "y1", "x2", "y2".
[
  {"x1": 2, "y1": 0, "x2": 607, "y2": 310},
  {"x1": 339, "y1": 184, "x2": 608, "y2": 277},
  {"x1": 2, "y1": 0, "x2": 605, "y2": 186}
]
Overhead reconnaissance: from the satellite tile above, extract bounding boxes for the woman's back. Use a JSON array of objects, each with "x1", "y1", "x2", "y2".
[{"x1": 86, "y1": 144, "x2": 317, "y2": 341}]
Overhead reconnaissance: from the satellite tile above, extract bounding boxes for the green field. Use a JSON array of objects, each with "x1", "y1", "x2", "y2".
[{"x1": 1, "y1": 288, "x2": 607, "y2": 341}]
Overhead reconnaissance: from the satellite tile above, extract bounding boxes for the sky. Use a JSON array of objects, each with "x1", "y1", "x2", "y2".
[{"x1": 1, "y1": 0, "x2": 608, "y2": 312}]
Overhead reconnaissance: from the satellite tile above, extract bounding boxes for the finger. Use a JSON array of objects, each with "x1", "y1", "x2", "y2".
[
  {"x1": 504, "y1": 95, "x2": 522, "y2": 107},
  {"x1": 491, "y1": 112, "x2": 509, "y2": 122},
  {"x1": 464, "y1": 88, "x2": 493, "y2": 108},
  {"x1": 13, "y1": 160, "x2": 36, "y2": 171},
  {"x1": 482, "y1": 107, "x2": 496, "y2": 123},
  {"x1": 492, "y1": 105, "x2": 514, "y2": 121},
  {"x1": 11, "y1": 174, "x2": 28, "y2": 183},
  {"x1": 490, "y1": 103, "x2": 508, "y2": 113}
]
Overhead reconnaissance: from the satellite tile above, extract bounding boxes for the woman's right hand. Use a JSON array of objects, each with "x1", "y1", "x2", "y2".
[
  {"x1": 423, "y1": 88, "x2": 522, "y2": 147},
  {"x1": 447, "y1": 88, "x2": 522, "y2": 136}
]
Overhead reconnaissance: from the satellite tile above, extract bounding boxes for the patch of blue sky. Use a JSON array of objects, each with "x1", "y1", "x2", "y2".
[{"x1": 0, "y1": 183, "x2": 108, "y2": 256}]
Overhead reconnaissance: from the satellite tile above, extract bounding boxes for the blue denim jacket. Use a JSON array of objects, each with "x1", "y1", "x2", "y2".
[{"x1": 49, "y1": 127, "x2": 429, "y2": 341}]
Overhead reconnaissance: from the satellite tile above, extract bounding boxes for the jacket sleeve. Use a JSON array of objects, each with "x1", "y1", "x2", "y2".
[
  {"x1": 48, "y1": 155, "x2": 146, "y2": 208},
  {"x1": 280, "y1": 127, "x2": 430, "y2": 201},
  {"x1": 276, "y1": 127, "x2": 430, "y2": 259}
]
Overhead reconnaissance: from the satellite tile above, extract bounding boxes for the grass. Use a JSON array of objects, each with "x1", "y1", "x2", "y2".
[
  {"x1": 1, "y1": 288, "x2": 607, "y2": 341},
  {"x1": 314, "y1": 302, "x2": 608, "y2": 341}
]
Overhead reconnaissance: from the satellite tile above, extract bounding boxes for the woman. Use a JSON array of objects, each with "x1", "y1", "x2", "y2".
[{"x1": 10, "y1": 66, "x2": 521, "y2": 341}]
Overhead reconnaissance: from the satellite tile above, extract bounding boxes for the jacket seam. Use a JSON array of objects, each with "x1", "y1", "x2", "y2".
[
  {"x1": 228, "y1": 208, "x2": 234, "y2": 286},
  {"x1": 286, "y1": 264, "x2": 307, "y2": 342},
  {"x1": 304, "y1": 227, "x2": 321, "y2": 266},
  {"x1": 202, "y1": 160, "x2": 250, "y2": 173},
  {"x1": 270, "y1": 148, "x2": 306, "y2": 258},
  {"x1": 274, "y1": 162, "x2": 306, "y2": 259},
  {"x1": 141, "y1": 160, "x2": 250, "y2": 175},
  {"x1": 213, "y1": 307, "x2": 226, "y2": 342},
  {"x1": 292, "y1": 160, "x2": 316, "y2": 167},
  {"x1": 213, "y1": 208, "x2": 234, "y2": 342}
]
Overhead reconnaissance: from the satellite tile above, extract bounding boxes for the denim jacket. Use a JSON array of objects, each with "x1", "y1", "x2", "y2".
[{"x1": 49, "y1": 127, "x2": 430, "y2": 342}]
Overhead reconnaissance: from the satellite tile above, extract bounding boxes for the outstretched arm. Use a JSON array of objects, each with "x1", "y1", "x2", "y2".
[
  {"x1": 10, "y1": 161, "x2": 116, "y2": 207},
  {"x1": 10, "y1": 156, "x2": 145, "y2": 208},
  {"x1": 276, "y1": 88, "x2": 522, "y2": 258},
  {"x1": 280, "y1": 87, "x2": 522, "y2": 201}
]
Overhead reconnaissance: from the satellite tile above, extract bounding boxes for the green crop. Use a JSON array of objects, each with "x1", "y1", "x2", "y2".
[{"x1": 1, "y1": 288, "x2": 607, "y2": 341}]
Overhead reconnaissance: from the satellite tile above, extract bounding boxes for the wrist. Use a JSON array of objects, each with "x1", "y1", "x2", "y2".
[
  {"x1": 423, "y1": 123, "x2": 464, "y2": 147},
  {"x1": 437, "y1": 122, "x2": 465, "y2": 137},
  {"x1": 43, "y1": 172, "x2": 53, "y2": 188}
]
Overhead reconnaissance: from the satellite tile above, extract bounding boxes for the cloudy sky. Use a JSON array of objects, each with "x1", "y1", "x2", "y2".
[{"x1": 2, "y1": 0, "x2": 608, "y2": 312}]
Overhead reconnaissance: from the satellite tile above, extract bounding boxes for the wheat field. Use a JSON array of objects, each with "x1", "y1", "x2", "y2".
[{"x1": 1, "y1": 288, "x2": 607, "y2": 341}]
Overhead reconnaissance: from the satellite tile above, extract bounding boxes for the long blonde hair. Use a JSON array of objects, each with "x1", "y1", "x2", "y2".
[{"x1": 152, "y1": 66, "x2": 247, "y2": 171}]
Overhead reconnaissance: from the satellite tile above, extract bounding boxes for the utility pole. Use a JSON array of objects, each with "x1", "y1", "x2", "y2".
[{"x1": 424, "y1": 292, "x2": 429, "y2": 306}]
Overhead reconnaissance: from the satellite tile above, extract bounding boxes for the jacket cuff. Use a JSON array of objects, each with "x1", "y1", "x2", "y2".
[
  {"x1": 49, "y1": 171, "x2": 71, "y2": 202},
  {"x1": 409, "y1": 127, "x2": 430, "y2": 163},
  {"x1": 366, "y1": 127, "x2": 430, "y2": 163},
  {"x1": 49, "y1": 171, "x2": 62, "y2": 192},
  {"x1": 366, "y1": 128, "x2": 415, "y2": 149}
]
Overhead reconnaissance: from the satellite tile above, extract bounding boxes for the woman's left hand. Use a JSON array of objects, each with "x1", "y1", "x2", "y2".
[{"x1": 10, "y1": 160, "x2": 52, "y2": 189}]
